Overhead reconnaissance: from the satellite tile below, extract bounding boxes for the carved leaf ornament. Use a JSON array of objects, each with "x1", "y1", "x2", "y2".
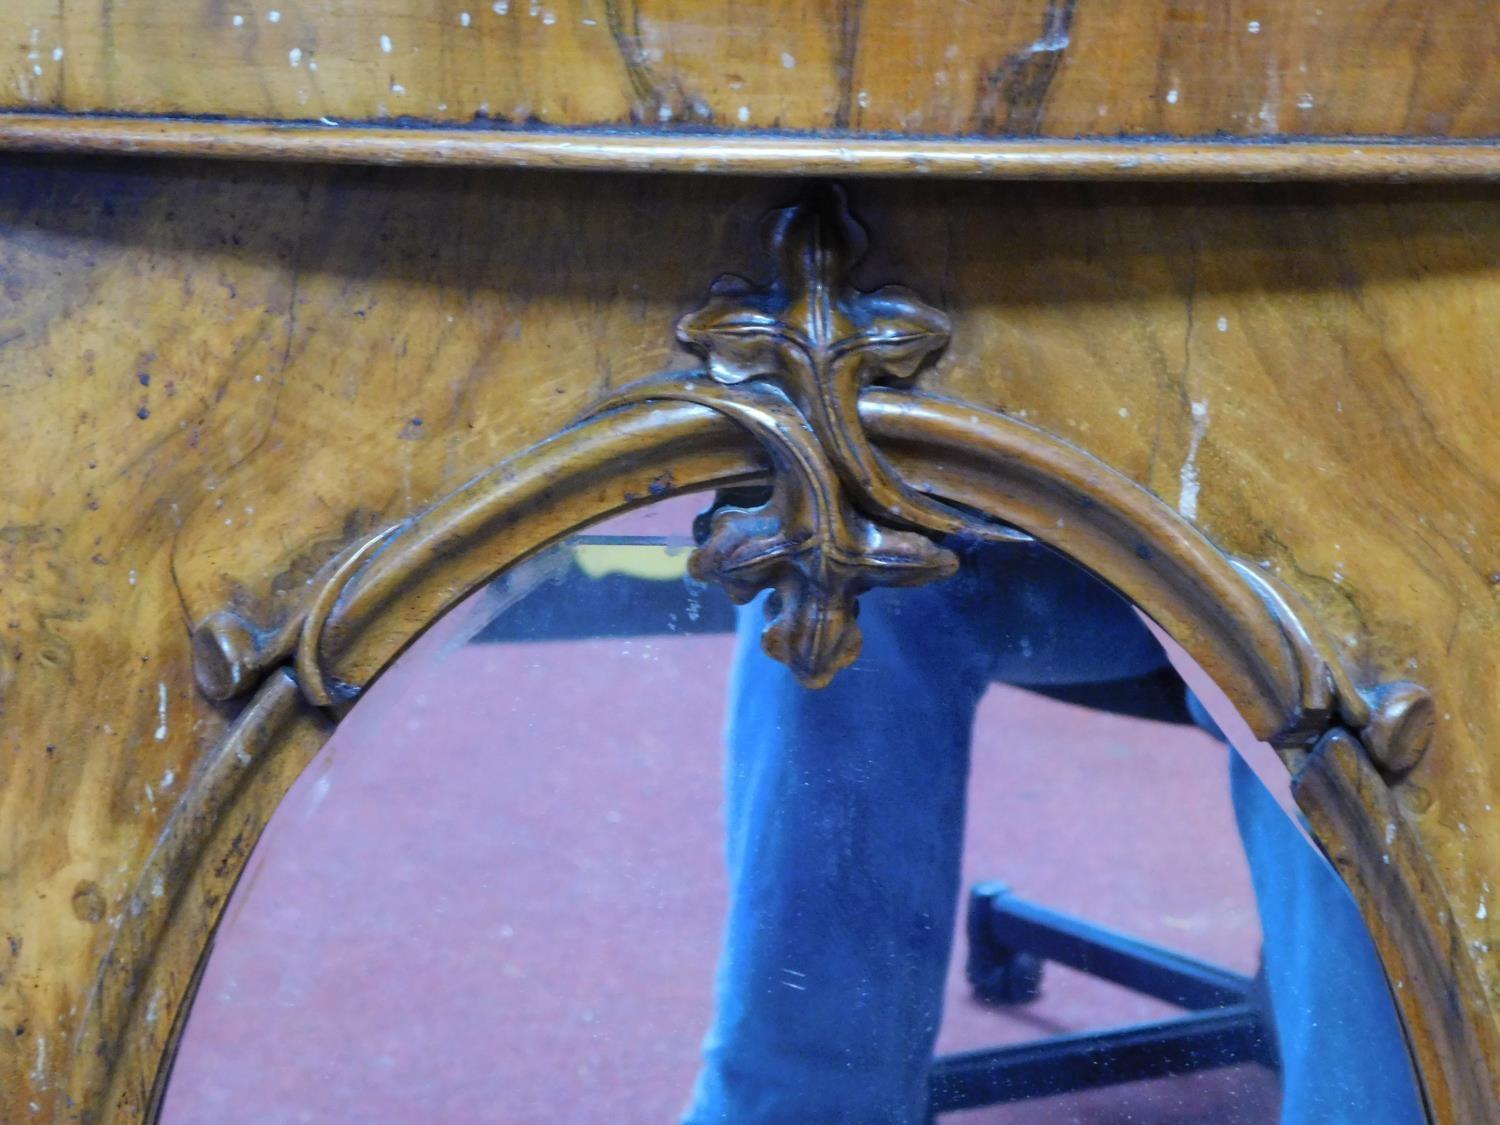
[{"x1": 590, "y1": 186, "x2": 1018, "y2": 687}]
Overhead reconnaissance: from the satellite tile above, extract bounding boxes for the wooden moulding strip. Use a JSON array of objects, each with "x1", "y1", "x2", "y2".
[{"x1": 2, "y1": 114, "x2": 1500, "y2": 180}]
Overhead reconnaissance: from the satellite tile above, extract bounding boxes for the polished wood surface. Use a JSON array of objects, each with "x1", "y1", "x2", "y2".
[
  {"x1": 2, "y1": 0, "x2": 1499, "y2": 140},
  {"x1": 3, "y1": 156, "x2": 1499, "y2": 1119}
]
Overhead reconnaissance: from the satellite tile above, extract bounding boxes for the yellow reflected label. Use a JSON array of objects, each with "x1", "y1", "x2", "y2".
[{"x1": 572, "y1": 543, "x2": 691, "y2": 581}]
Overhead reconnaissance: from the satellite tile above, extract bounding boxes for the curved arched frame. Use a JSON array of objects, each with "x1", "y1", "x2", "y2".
[
  {"x1": 78, "y1": 191, "x2": 1497, "y2": 1124},
  {"x1": 87, "y1": 389, "x2": 1488, "y2": 1124}
]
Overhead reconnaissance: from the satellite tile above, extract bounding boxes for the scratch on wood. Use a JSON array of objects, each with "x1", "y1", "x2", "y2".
[
  {"x1": 831, "y1": 0, "x2": 867, "y2": 130},
  {"x1": 975, "y1": 0, "x2": 1079, "y2": 135}
]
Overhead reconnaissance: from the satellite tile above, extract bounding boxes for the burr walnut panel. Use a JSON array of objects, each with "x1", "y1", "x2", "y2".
[
  {"x1": 1, "y1": 0, "x2": 1499, "y2": 140},
  {"x1": 3, "y1": 159, "x2": 1500, "y2": 1120}
]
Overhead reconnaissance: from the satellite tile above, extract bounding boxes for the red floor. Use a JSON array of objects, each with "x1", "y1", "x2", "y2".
[{"x1": 163, "y1": 531, "x2": 1282, "y2": 1123}]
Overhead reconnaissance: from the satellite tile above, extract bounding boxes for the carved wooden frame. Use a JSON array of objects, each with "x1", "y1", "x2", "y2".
[{"x1": 82, "y1": 192, "x2": 1493, "y2": 1123}]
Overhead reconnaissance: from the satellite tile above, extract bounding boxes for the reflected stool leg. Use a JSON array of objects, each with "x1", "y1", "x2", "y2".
[{"x1": 930, "y1": 883, "x2": 1273, "y2": 1115}]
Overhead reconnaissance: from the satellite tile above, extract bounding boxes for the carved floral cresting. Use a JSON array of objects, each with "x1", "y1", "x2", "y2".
[
  {"x1": 187, "y1": 186, "x2": 1436, "y2": 779},
  {"x1": 676, "y1": 186, "x2": 974, "y2": 536},
  {"x1": 591, "y1": 186, "x2": 1011, "y2": 687}
]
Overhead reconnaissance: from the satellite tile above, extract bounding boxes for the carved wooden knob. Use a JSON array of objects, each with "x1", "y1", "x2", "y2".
[
  {"x1": 1362, "y1": 680, "x2": 1436, "y2": 775},
  {"x1": 191, "y1": 610, "x2": 261, "y2": 702}
]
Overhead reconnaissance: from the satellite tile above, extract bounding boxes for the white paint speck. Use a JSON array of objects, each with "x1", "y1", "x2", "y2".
[
  {"x1": 154, "y1": 683, "x2": 168, "y2": 741},
  {"x1": 232, "y1": 14, "x2": 244, "y2": 26},
  {"x1": 460, "y1": 10, "x2": 471, "y2": 26},
  {"x1": 1247, "y1": 20, "x2": 1261, "y2": 33},
  {"x1": 380, "y1": 34, "x2": 393, "y2": 53},
  {"x1": 236, "y1": 747, "x2": 253, "y2": 766},
  {"x1": 161, "y1": 768, "x2": 176, "y2": 791},
  {"x1": 1165, "y1": 88, "x2": 1179, "y2": 105},
  {"x1": 1479, "y1": 900, "x2": 1488, "y2": 921},
  {"x1": 288, "y1": 47, "x2": 302, "y2": 66},
  {"x1": 582, "y1": 17, "x2": 597, "y2": 25},
  {"x1": 781, "y1": 51, "x2": 796, "y2": 69},
  {"x1": 128, "y1": 569, "x2": 137, "y2": 586},
  {"x1": 52, "y1": 47, "x2": 63, "y2": 61},
  {"x1": 493, "y1": 0, "x2": 508, "y2": 12},
  {"x1": 33, "y1": 1037, "x2": 46, "y2": 1088},
  {"x1": 542, "y1": 10, "x2": 556, "y2": 24},
  {"x1": 391, "y1": 82, "x2": 406, "y2": 94},
  {"x1": 1118, "y1": 406, "x2": 1130, "y2": 418},
  {"x1": 1386, "y1": 821, "x2": 1397, "y2": 846},
  {"x1": 658, "y1": 104, "x2": 672, "y2": 121},
  {"x1": 1216, "y1": 315, "x2": 1229, "y2": 332},
  {"x1": 152, "y1": 877, "x2": 165, "y2": 898},
  {"x1": 1178, "y1": 400, "x2": 1209, "y2": 520},
  {"x1": 1297, "y1": 92, "x2": 1315, "y2": 109},
  {"x1": 308, "y1": 59, "x2": 317, "y2": 71},
  {"x1": 857, "y1": 90, "x2": 870, "y2": 108},
  {"x1": 268, "y1": 9, "x2": 281, "y2": 22},
  {"x1": 737, "y1": 105, "x2": 750, "y2": 122},
  {"x1": 32, "y1": 64, "x2": 42, "y2": 77}
]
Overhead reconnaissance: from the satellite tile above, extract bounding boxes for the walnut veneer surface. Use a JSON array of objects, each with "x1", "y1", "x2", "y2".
[{"x1": 2, "y1": 3, "x2": 1499, "y2": 1122}]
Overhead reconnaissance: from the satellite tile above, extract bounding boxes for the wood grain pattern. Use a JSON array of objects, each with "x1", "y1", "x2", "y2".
[
  {"x1": 2, "y1": 1, "x2": 1499, "y2": 139},
  {"x1": 3, "y1": 159, "x2": 1500, "y2": 1119}
]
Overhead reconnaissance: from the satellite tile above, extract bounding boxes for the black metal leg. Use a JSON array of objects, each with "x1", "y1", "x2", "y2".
[
  {"x1": 928, "y1": 1006, "x2": 1272, "y2": 1113},
  {"x1": 967, "y1": 882, "x2": 1253, "y2": 1010},
  {"x1": 964, "y1": 883, "x2": 1045, "y2": 1005},
  {"x1": 932, "y1": 883, "x2": 1278, "y2": 1117}
]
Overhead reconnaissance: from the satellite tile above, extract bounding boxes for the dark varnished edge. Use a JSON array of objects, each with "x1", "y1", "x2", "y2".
[
  {"x1": 1294, "y1": 730, "x2": 1500, "y2": 1123},
  {"x1": 3, "y1": 114, "x2": 1500, "y2": 180},
  {"x1": 72, "y1": 671, "x2": 334, "y2": 1121}
]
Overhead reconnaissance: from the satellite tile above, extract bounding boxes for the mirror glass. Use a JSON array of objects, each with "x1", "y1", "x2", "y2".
[{"x1": 162, "y1": 497, "x2": 1420, "y2": 1124}]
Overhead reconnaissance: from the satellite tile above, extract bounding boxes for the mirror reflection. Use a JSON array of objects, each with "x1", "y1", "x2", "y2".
[{"x1": 163, "y1": 499, "x2": 1420, "y2": 1123}]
